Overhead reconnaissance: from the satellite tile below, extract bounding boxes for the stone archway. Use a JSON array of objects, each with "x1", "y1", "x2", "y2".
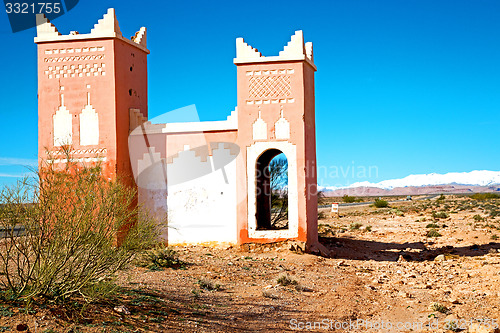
[{"x1": 247, "y1": 141, "x2": 298, "y2": 239}]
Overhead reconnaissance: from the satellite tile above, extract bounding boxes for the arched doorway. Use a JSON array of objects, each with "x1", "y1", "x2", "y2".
[{"x1": 255, "y1": 149, "x2": 288, "y2": 230}]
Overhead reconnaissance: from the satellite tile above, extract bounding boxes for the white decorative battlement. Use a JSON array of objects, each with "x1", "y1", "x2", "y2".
[
  {"x1": 305, "y1": 42, "x2": 313, "y2": 62},
  {"x1": 225, "y1": 107, "x2": 238, "y2": 126},
  {"x1": 234, "y1": 31, "x2": 316, "y2": 70},
  {"x1": 235, "y1": 38, "x2": 262, "y2": 61},
  {"x1": 36, "y1": 14, "x2": 61, "y2": 38},
  {"x1": 129, "y1": 108, "x2": 239, "y2": 136},
  {"x1": 132, "y1": 27, "x2": 147, "y2": 48},
  {"x1": 90, "y1": 8, "x2": 122, "y2": 36},
  {"x1": 279, "y1": 30, "x2": 305, "y2": 58},
  {"x1": 34, "y1": 9, "x2": 149, "y2": 54}
]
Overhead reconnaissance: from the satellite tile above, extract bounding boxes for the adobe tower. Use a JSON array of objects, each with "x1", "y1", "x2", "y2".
[
  {"x1": 234, "y1": 31, "x2": 318, "y2": 246},
  {"x1": 35, "y1": 9, "x2": 148, "y2": 180}
]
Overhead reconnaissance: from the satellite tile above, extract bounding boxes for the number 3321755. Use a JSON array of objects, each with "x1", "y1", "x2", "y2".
[{"x1": 5, "y1": 3, "x2": 61, "y2": 14}]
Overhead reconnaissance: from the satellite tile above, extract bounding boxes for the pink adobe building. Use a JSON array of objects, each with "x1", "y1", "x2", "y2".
[{"x1": 35, "y1": 9, "x2": 323, "y2": 252}]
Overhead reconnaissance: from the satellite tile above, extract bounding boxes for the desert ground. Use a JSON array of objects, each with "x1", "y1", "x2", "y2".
[{"x1": 1, "y1": 194, "x2": 499, "y2": 332}]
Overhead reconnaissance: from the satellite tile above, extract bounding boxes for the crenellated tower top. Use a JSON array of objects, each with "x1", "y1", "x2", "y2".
[
  {"x1": 34, "y1": 8, "x2": 148, "y2": 53},
  {"x1": 234, "y1": 30, "x2": 315, "y2": 70},
  {"x1": 35, "y1": 8, "x2": 149, "y2": 181}
]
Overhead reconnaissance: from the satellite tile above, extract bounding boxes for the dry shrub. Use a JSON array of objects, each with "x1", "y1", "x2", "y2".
[
  {"x1": 136, "y1": 247, "x2": 185, "y2": 270},
  {"x1": 277, "y1": 274, "x2": 298, "y2": 287},
  {"x1": 197, "y1": 278, "x2": 221, "y2": 291},
  {"x1": 0, "y1": 149, "x2": 161, "y2": 302},
  {"x1": 426, "y1": 228, "x2": 442, "y2": 238}
]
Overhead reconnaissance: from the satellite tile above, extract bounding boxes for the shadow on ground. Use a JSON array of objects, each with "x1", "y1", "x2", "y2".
[{"x1": 320, "y1": 236, "x2": 500, "y2": 262}]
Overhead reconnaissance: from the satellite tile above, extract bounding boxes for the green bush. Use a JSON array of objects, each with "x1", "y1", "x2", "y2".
[
  {"x1": 426, "y1": 229, "x2": 442, "y2": 238},
  {"x1": 318, "y1": 211, "x2": 327, "y2": 220},
  {"x1": 374, "y1": 199, "x2": 389, "y2": 208},
  {"x1": 0, "y1": 150, "x2": 161, "y2": 302},
  {"x1": 432, "y1": 211, "x2": 449, "y2": 219},
  {"x1": 430, "y1": 302, "x2": 448, "y2": 313},
  {"x1": 473, "y1": 214, "x2": 484, "y2": 222},
  {"x1": 136, "y1": 247, "x2": 185, "y2": 270},
  {"x1": 489, "y1": 210, "x2": 500, "y2": 218},
  {"x1": 389, "y1": 208, "x2": 404, "y2": 216},
  {"x1": 470, "y1": 193, "x2": 500, "y2": 200},
  {"x1": 349, "y1": 222, "x2": 363, "y2": 230},
  {"x1": 342, "y1": 195, "x2": 357, "y2": 203},
  {"x1": 426, "y1": 223, "x2": 440, "y2": 229}
]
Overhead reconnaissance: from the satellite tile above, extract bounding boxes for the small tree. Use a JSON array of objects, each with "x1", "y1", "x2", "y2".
[
  {"x1": 374, "y1": 198, "x2": 389, "y2": 208},
  {"x1": 269, "y1": 155, "x2": 288, "y2": 229},
  {"x1": 0, "y1": 149, "x2": 160, "y2": 302},
  {"x1": 343, "y1": 195, "x2": 357, "y2": 203},
  {"x1": 317, "y1": 190, "x2": 328, "y2": 205}
]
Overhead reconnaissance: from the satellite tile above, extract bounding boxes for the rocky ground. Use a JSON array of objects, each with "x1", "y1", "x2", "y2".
[{"x1": 1, "y1": 195, "x2": 499, "y2": 332}]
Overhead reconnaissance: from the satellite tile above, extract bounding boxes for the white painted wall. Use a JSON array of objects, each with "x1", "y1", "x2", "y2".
[
  {"x1": 166, "y1": 144, "x2": 238, "y2": 244},
  {"x1": 136, "y1": 144, "x2": 238, "y2": 245}
]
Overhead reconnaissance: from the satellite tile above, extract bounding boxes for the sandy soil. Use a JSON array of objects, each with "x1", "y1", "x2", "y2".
[{"x1": 1, "y1": 195, "x2": 499, "y2": 332}]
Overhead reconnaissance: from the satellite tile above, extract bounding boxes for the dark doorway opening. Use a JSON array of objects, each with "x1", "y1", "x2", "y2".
[{"x1": 255, "y1": 149, "x2": 288, "y2": 230}]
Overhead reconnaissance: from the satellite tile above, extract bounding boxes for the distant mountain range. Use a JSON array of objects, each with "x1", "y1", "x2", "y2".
[{"x1": 321, "y1": 170, "x2": 500, "y2": 197}]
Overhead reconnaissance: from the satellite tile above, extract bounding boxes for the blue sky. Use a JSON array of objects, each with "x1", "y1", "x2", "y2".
[{"x1": 0, "y1": 0, "x2": 499, "y2": 188}]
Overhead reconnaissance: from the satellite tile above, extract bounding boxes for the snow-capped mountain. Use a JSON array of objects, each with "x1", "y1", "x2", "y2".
[
  {"x1": 348, "y1": 170, "x2": 500, "y2": 190},
  {"x1": 321, "y1": 170, "x2": 500, "y2": 196}
]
